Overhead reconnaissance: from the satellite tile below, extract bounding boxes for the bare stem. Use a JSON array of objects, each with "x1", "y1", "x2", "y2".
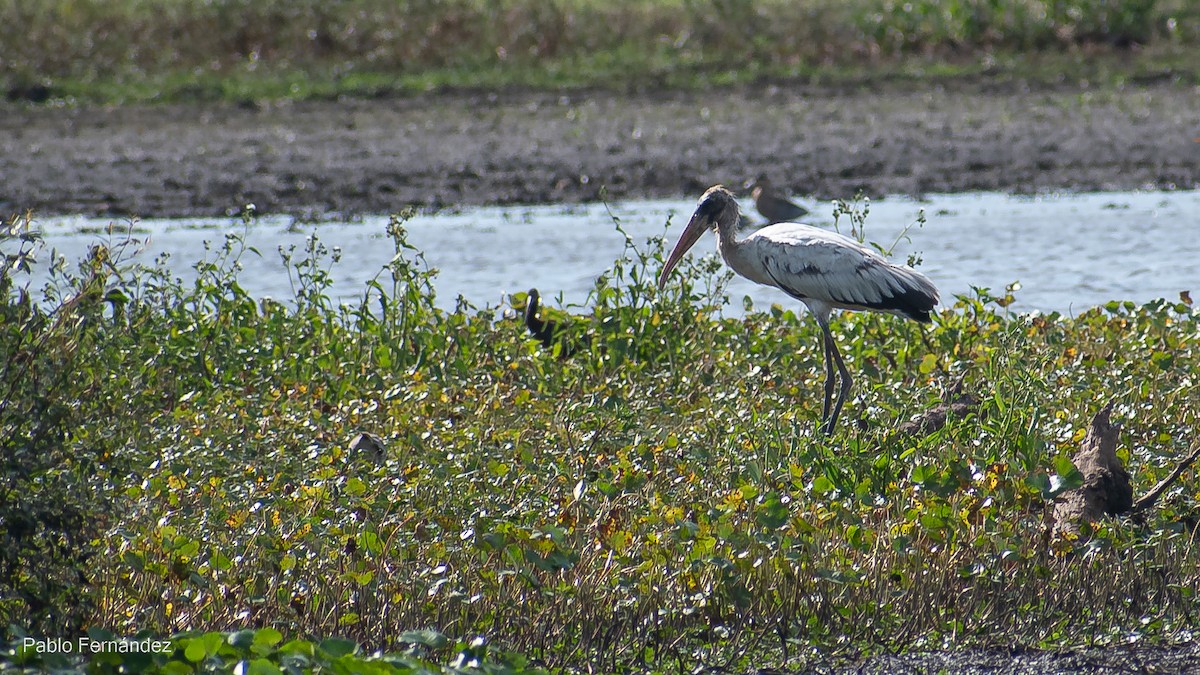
[{"x1": 1133, "y1": 443, "x2": 1200, "y2": 513}]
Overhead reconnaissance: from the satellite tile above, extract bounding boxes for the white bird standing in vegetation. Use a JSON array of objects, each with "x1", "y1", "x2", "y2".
[{"x1": 657, "y1": 185, "x2": 939, "y2": 435}]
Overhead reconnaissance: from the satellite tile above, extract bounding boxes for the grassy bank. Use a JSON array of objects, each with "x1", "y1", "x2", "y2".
[
  {"x1": 3, "y1": 0, "x2": 1199, "y2": 103},
  {"x1": 2, "y1": 208, "x2": 1198, "y2": 672}
]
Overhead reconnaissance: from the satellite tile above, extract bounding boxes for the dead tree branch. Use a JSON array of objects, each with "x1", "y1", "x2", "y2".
[{"x1": 1132, "y1": 442, "x2": 1200, "y2": 513}]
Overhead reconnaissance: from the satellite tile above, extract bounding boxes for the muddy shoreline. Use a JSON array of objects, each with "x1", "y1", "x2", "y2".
[{"x1": 2, "y1": 80, "x2": 1198, "y2": 219}]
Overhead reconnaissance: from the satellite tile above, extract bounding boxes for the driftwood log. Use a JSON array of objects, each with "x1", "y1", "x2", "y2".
[
  {"x1": 1052, "y1": 404, "x2": 1132, "y2": 534},
  {"x1": 1052, "y1": 402, "x2": 1200, "y2": 535}
]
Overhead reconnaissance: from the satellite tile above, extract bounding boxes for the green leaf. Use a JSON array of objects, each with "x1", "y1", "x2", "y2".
[
  {"x1": 920, "y1": 514, "x2": 946, "y2": 530},
  {"x1": 228, "y1": 630, "x2": 255, "y2": 649},
  {"x1": 254, "y1": 628, "x2": 284, "y2": 648},
  {"x1": 911, "y1": 465, "x2": 932, "y2": 484},
  {"x1": 160, "y1": 662, "x2": 194, "y2": 675},
  {"x1": 123, "y1": 550, "x2": 145, "y2": 571},
  {"x1": 245, "y1": 658, "x2": 283, "y2": 675},
  {"x1": 1025, "y1": 473, "x2": 1052, "y2": 498},
  {"x1": 184, "y1": 640, "x2": 207, "y2": 663},
  {"x1": 1053, "y1": 454, "x2": 1078, "y2": 477},
  {"x1": 104, "y1": 288, "x2": 129, "y2": 305},
  {"x1": 277, "y1": 639, "x2": 315, "y2": 656},
  {"x1": 398, "y1": 629, "x2": 449, "y2": 649},
  {"x1": 359, "y1": 531, "x2": 383, "y2": 557},
  {"x1": 177, "y1": 538, "x2": 200, "y2": 559},
  {"x1": 1150, "y1": 350, "x2": 1173, "y2": 369},
  {"x1": 317, "y1": 637, "x2": 357, "y2": 658},
  {"x1": 755, "y1": 492, "x2": 789, "y2": 529},
  {"x1": 1049, "y1": 455, "x2": 1084, "y2": 497},
  {"x1": 811, "y1": 476, "x2": 834, "y2": 495}
]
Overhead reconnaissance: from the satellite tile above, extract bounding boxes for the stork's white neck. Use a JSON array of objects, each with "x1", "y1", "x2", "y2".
[
  {"x1": 714, "y1": 216, "x2": 762, "y2": 284},
  {"x1": 715, "y1": 216, "x2": 740, "y2": 251}
]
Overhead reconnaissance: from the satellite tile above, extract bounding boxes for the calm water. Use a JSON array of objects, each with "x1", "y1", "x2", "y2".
[{"x1": 14, "y1": 190, "x2": 1200, "y2": 316}]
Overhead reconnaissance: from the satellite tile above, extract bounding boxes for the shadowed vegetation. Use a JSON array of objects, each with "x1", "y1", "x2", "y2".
[
  {"x1": 2, "y1": 0, "x2": 1199, "y2": 102},
  {"x1": 1, "y1": 207, "x2": 1198, "y2": 672}
]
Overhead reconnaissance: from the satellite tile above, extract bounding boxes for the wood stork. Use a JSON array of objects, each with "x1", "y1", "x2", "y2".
[
  {"x1": 657, "y1": 185, "x2": 939, "y2": 435},
  {"x1": 746, "y1": 177, "x2": 809, "y2": 224}
]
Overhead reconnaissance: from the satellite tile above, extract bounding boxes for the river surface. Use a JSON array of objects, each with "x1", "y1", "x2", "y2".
[{"x1": 14, "y1": 190, "x2": 1200, "y2": 316}]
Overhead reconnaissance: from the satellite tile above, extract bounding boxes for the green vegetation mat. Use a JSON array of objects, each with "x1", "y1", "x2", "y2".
[
  {"x1": 1, "y1": 206, "x2": 1197, "y2": 673},
  {"x1": 3, "y1": 0, "x2": 1199, "y2": 103}
]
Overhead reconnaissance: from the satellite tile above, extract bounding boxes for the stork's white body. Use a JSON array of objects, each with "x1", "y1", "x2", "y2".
[{"x1": 717, "y1": 222, "x2": 938, "y2": 322}]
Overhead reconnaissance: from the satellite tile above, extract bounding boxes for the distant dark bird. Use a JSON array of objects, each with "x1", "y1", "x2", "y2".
[
  {"x1": 523, "y1": 288, "x2": 558, "y2": 350},
  {"x1": 523, "y1": 288, "x2": 584, "y2": 358},
  {"x1": 745, "y1": 177, "x2": 809, "y2": 224},
  {"x1": 658, "y1": 185, "x2": 939, "y2": 435}
]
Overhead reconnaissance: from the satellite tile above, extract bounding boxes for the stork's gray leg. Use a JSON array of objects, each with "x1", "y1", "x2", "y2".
[
  {"x1": 822, "y1": 331, "x2": 853, "y2": 436},
  {"x1": 820, "y1": 330, "x2": 836, "y2": 425}
]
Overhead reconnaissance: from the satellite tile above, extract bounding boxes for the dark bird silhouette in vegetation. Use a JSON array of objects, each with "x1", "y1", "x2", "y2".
[
  {"x1": 523, "y1": 288, "x2": 559, "y2": 349},
  {"x1": 523, "y1": 288, "x2": 587, "y2": 358}
]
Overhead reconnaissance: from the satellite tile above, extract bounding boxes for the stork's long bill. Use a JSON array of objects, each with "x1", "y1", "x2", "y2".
[{"x1": 657, "y1": 208, "x2": 710, "y2": 290}]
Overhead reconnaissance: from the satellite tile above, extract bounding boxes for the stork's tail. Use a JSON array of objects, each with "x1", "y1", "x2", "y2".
[{"x1": 884, "y1": 267, "x2": 939, "y2": 323}]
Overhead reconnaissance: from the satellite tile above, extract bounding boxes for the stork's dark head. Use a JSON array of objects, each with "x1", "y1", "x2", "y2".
[{"x1": 657, "y1": 185, "x2": 741, "y2": 290}]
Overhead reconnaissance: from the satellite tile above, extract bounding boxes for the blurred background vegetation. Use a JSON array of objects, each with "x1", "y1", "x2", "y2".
[{"x1": 2, "y1": 0, "x2": 1198, "y2": 102}]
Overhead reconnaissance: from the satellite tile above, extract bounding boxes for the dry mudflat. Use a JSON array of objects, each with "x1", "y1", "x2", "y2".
[{"x1": 2, "y1": 79, "x2": 1198, "y2": 218}]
